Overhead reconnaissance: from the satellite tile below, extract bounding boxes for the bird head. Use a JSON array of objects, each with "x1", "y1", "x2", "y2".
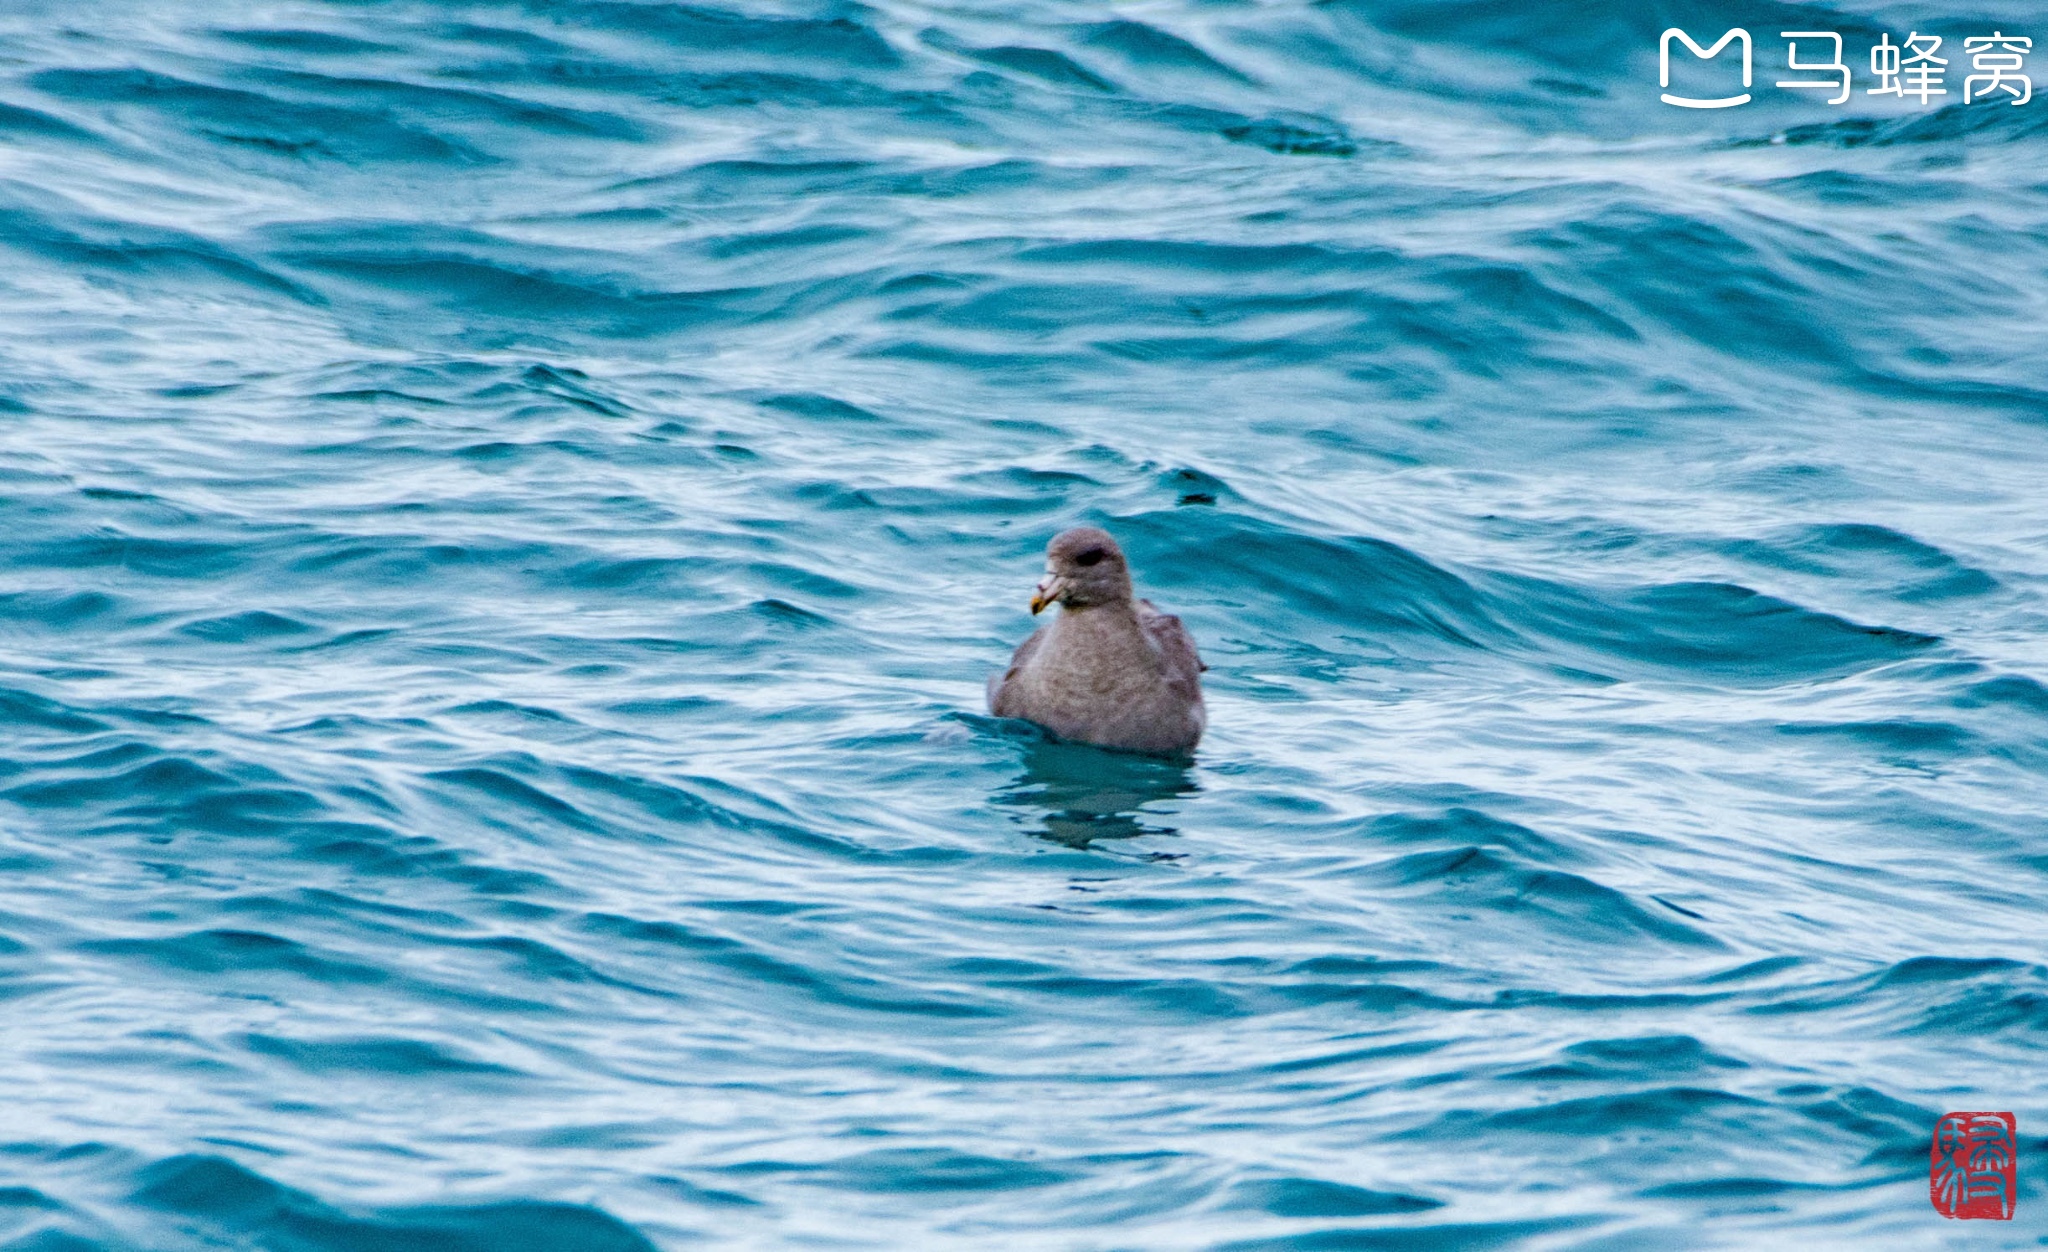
[{"x1": 1031, "y1": 526, "x2": 1134, "y2": 614}]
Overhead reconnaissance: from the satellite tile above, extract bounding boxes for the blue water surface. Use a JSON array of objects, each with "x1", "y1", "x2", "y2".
[{"x1": 2, "y1": 0, "x2": 2047, "y2": 1247}]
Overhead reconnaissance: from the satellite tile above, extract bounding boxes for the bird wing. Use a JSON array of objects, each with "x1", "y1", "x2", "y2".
[
  {"x1": 1137, "y1": 601, "x2": 1207, "y2": 696},
  {"x1": 987, "y1": 624, "x2": 1048, "y2": 715}
]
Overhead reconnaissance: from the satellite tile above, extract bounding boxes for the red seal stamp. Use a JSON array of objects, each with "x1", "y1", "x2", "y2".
[{"x1": 1930, "y1": 1111, "x2": 2017, "y2": 1220}]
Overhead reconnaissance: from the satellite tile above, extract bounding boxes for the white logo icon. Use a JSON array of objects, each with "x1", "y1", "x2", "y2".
[{"x1": 1661, "y1": 28, "x2": 1753, "y2": 108}]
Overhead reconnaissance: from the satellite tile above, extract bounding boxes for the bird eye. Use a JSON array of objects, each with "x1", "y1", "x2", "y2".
[{"x1": 1075, "y1": 548, "x2": 1105, "y2": 567}]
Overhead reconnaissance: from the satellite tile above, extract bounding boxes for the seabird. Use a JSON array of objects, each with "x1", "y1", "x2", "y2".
[{"x1": 987, "y1": 526, "x2": 1206, "y2": 755}]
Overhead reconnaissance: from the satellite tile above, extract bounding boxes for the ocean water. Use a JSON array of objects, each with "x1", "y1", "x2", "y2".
[{"x1": 2, "y1": 0, "x2": 2046, "y2": 1247}]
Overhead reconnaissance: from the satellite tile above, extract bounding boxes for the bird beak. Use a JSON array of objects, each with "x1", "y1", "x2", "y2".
[{"x1": 1030, "y1": 576, "x2": 1062, "y2": 615}]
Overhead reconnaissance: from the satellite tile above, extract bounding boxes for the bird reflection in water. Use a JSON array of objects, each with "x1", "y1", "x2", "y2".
[{"x1": 994, "y1": 739, "x2": 1198, "y2": 852}]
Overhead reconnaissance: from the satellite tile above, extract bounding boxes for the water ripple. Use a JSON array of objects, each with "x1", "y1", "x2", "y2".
[{"x1": 1, "y1": 0, "x2": 2044, "y2": 1248}]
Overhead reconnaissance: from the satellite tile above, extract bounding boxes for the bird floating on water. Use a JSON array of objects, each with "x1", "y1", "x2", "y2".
[{"x1": 987, "y1": 526, "x2": 1206, "y2": 755}]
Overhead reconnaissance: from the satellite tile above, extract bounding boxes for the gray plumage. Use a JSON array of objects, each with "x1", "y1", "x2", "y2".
[{"x1": 987, "y1": 526, "x2": 1206, "y2": 755}]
